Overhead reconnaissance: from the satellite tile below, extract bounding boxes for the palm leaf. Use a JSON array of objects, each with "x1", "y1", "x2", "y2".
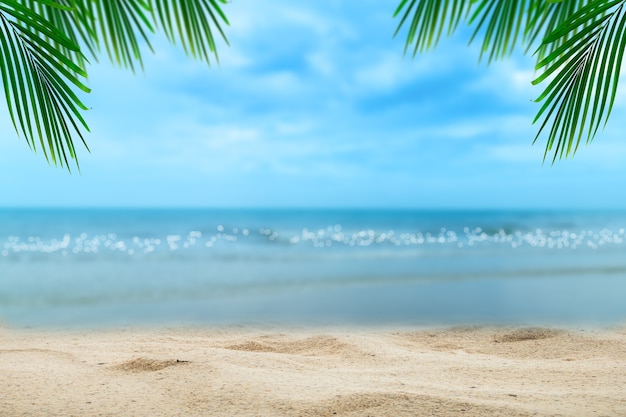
[
  {"x1": 151, "y1": 0, "x2": 229, "y2": 64},
  {"x1": 532, "y1": 0, "x2": 626, "y2": 161},
  {"x1": 19, "y1": 0, "x2": 94, "y2": 71},
  {"x1": 394, "y1": 0, "x2": 541, "y2": 61},
  {"x1": 1, "y1": 0, "x2": 232, "y2": 171},
  {"x1": 525, "y1": 0, "x2": 592, "y2": 60},
  {"x1": 53, "y1": 0, "x2": 230, "y2": 70},
  {"x1": 393, "y1": 0, "x2": 471, "y2": 55},
  {"x1": 63, "y1": 0, "x2": 230, "y2": 69},
  {"x1": 0, "y1": 0, "x2": 90, "y2": 170},
  {"x1": 83, "y1": 0, "x2": 154, "y2": 71},
  {"x1": 468, "y1": 0, "x2": 533, "y2": 62},
  {"x1": 393, "y1": 0, "x2": 609, "y2": 63}
]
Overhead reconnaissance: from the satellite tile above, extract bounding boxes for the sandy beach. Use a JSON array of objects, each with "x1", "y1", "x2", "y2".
[{"x1": 1, "y1": 325, "x2": 625, "y2": 416}]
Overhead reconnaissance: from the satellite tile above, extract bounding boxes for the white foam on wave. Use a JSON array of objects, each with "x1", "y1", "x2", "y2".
[{"x1": 1, "y1": 224, "x2": 625, "y2": 259}]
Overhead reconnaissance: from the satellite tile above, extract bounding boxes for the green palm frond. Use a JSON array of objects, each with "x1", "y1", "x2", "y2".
[
  {"x1": 468, "y1": 0, "x2": 534, "y2": 62},
  {"x1": 525, "y1": 0, "x2": 591, "y2": 60},
  {"x1": 394, "y1": 0, "x2": 626, "y2": 161},
  {"x1": 21, "y1": 0, "x2": 94, "y2": 70},
  {"x1": 393, "y1": 0, "x2": 471, "y2": 55},
  {"x1": 393, "y1": 0, "x2": 596, "y2": 63},
  {"x1": 65, "y1": 0, "x2": 230, "y2": 70},
  {"x1": 151, "y1": 0, "x2": 229, "y2": 65},
  {"x1": 81, "y1": 0, "x2": 154, "y2": 71},
  {"x1": 532, "y1": 0, "x2": 626, "y2": 162},
  {"x1": 1, "y1": 0, "x2": 231, "y2": 171},
  {"x1": 394, "y1": 0, "x2": 541, "y2": 62},
  {"x1": 0, "y1": 0, "x2": 90, "y2": 170}
]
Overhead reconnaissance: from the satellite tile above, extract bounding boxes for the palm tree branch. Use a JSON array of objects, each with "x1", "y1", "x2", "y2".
[
  {"x1": 151, "y1": 0, "x2": 229, "y2": 65},
  {"x1": 527, "y1": 0, "x2": 600, "y2": 60},
  {"x1": 0, "y1": 0, "x2": 90, "y2": 169},
  {"x1": 20, "y1": 0, "x2": 95, "y2": 71},
  {"x1": 533, "y1": 0, "x2": 626, "y2": 161},
  {"x1": 394, "y1": 0, "x2": 471, "y2": 55},
  {"x1": 467, "y1": 0, "x2": 528, "y2": 62},
  {"x1": 83, "y1": 0, "x2": 154, "y2": 70},
  {"x1": 395, "y1": 0, "x2": 564, "y2": 62}
]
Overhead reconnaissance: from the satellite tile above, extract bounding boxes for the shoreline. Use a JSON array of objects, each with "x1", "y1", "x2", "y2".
[{"x1": 1, "y1": 324, "x2": 625, "y2": 416}]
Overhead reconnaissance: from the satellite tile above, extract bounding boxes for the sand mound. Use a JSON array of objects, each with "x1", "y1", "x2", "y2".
[
  {"x1": 394, "y1": 326, "x2": 482, "y2": 352},
  {"x1": 112, "y1": 357, "x2": 189, "y2": 373},
  {"x1": 391, "y1": 327, "x2": 595, "y2": 360},
  {"x1": 225, "y1": 335, "x2": 354, "y2": 356},
  {"x1": 494, "y1": 328, "x2": 563, "y2": 343}
]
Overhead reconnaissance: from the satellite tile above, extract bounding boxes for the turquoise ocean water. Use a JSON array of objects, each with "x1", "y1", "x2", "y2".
[{"x1": 1, "y1": 209, "x2": 625, "y2": 328}]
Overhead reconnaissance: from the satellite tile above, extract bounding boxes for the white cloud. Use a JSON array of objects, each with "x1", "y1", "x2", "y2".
[
  {"x1": 306, "y1": 51, "x2": 334, "y2": 77},
  {"x1": 573, "y1": 136, "x2": 626, "y2": 169},
  {"x1": 405, "y1": 115, "x2": 535, "y2": 141},
  {"x1": 487, "y1": 144, "x2": 545, "y2": 163},
  {"x1": 465, "y1": 58, "x2": 539, "y2": 102},
  {"x1": 274, "y1": 121, "x2": 314, "y2": 135},
  {"x1": 511, "y1": 69, "x2": 536, "y2": 89},
  {"x1": 354, "y1": 53, "x2": 417, "y2": 91}
]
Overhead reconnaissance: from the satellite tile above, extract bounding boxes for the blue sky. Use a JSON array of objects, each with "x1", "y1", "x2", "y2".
[{"x1": 1, "y1": 0, "x2": 626, "y2": 208}]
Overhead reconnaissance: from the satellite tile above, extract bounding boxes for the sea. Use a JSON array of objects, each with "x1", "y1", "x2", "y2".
[{"x1": 1, "y1": 209, "x2": 625, "y2": 329}]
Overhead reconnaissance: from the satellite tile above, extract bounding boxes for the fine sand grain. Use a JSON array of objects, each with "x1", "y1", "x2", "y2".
[{"x1": 1, "y1": 325, "x2": 625, "y2": 416}]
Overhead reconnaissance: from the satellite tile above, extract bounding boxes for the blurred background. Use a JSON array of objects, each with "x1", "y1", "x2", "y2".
[{"x1": 1, "y1": 1, "x2": 625, "y2": 329}]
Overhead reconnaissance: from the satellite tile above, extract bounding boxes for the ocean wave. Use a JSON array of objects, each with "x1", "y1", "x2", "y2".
[{"x1": 1, "y1": 225, "x2": 624, "y2": 261}]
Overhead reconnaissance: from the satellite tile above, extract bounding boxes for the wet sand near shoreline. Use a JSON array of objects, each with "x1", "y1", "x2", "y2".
[{"x1": 1, "y1": 325, "x2": 625, "y2": 416}]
